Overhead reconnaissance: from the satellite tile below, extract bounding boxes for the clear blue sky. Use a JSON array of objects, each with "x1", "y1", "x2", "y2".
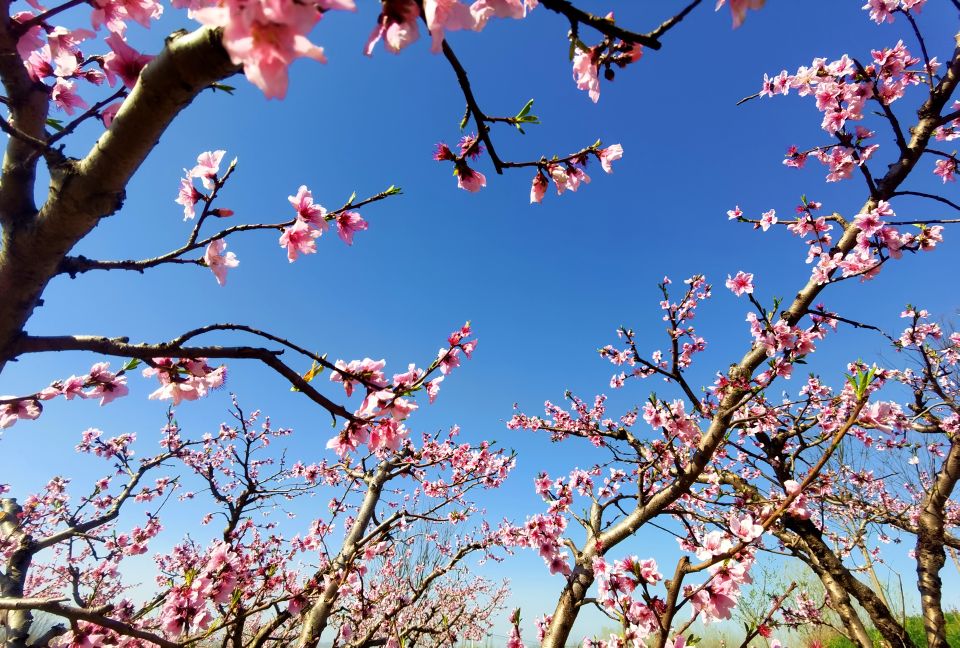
[{"x1": 1, "y1": 0, "x2": 958, "y2": 642}]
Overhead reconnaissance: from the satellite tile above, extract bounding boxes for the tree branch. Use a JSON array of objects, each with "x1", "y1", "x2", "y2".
[
  {"x1": 11, "y1": 333, "x2": 354, "y2": 420},
  {"x1": 0, "y1": 597, "x2": 180, "y2": 648}
]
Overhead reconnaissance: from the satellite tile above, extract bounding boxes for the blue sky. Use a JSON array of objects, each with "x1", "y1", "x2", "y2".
[{"x1": 2, "y1": 0, "x2": 959, "y2": 642}]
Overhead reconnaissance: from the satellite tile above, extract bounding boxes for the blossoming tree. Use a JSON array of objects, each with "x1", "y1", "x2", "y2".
[
  {"x1": 503, "y1": 4, "x2": 960, "y2": 648},
  {"x1": 0, "y1": 0, "x2": 737, "y2": 646},
  {"x1": 1, "y1": 0, "x2": 959, "y2": 647}
]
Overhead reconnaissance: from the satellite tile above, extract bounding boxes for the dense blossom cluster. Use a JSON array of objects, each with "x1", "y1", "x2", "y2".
[
  {"x1": 326, "y1": 322, "x2": 476, "y2": 456},
  {"x1": 0, "y1": 362, "x2": 128, "y2": 430},
  {"x1": 729, "y1": 198, "x2": 943, "y2": 292}
]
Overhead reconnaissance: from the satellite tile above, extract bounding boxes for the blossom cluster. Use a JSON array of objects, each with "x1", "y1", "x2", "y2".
[
  {"x1": 761, "y1": 43, "x2": 929, "y2": 182},
  {"x1": 591, "y1": 555, "x2": 664, "y2": 642},
  {"x1": 175, "y1": 149, "x2": 370, "y2": 284},
  {"x1": 13, "y1": 0, "x2": 165, "y2": 124},
  {"x1": 0, "y1": 361, "x2": 128, "y2": 430},
  {"x1": 325, "y1": 322, "x2": 476, "y2": 456},
  {"x1": 600, "y1": 275, "x2": 711, "y2": 389},
  {"x1": 734, "y1": 200, "x2": 942, "y2": 293},
  {"x1": 280, "y1": 185, "x2": 368, "y2": 262},
  {"x1": 142, "y1": 357, "x2": 227, "y2": 405},
  {"x1": 529, "y1": 144, "x2": 623, "y2": 203}
]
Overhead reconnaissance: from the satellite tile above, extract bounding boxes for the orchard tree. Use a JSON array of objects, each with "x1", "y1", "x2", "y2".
[{"x1": 504, "y1": 4, "x2": 960, "y2": 648}]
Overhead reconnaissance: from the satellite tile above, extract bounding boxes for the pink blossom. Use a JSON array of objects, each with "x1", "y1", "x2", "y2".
[
  {"x1": 13, "y1": 13, "x2": 44, "y2": 60},
  {"x1": 456, "y1": 165, "x2": 486, "y2": 192},
  {"x1": 783, "y1": 480, "x2": 812, "y2": 519},
  {"x1": 725, "y1": 271, "x2": 754, "y2": 297},
  {"x1": 195, "y1": 0, "x2": 329, "y2": 99},
  {"x1": 530, "y1": 172, "x2": 548, "y2": 203},
  {"x1": 100, "y1": 101, "x2": 123, "y2": 127},
  {"x1": 203, "y1": 239, "x2": 239, "y2": 286},
  {"x1": 190, "y1": 150, "x2": 226, "y2": 190},
  {"x1": 25, "y1": 46, "x2": 53, "y2": 81},
  {"x1": 149, "y1": 381, "x2": 202, "y2": 405},
  {"x1": 597, "y1": 144, "x2": 623, "y2": 173},
  {"x1": 934, "y1": 158, "x2": 956, "y2": 183},
  {"x1": 87, "y1": 362, "x2": 129, "y2": 406},
  {"x1": 0, "y1": 399, "x2": 41, "y2": 429},
  {"x1": 336, "y1": 211, "x2": 368, "y2": 245},
  {"x1": 863, "y1": 0, "x2": 898, "y2": 23},
  {"x1": 759, "y1": 209, "x2": 778, "y2": 231},
  {"x1": 716, "y1": 0, "x2": 765, "y2": 28},
  {"x1": 364, "y1": 0, "x2": 420, "y2": 55},
  {"x1": 176, "y1": 175, "x2": 203, "y2": 220},
  {"x1": 471, "y1": 0, "x2": 538, "y2": 23},
  {"x1": 90, "y1": 0, "x2": 129, "y2": 33},
  {"x1": 565, "y1": 166, "x2": 590, "y2": 191},
  {"x1": 279, "y1": 220, "x2": 320, "y2": 262},
  {"x1": 730, "y1": 514, "x2": 764, "y2": 541},
  {"x1": 51, "y1": 78, "x2": 88, "y2": 115},
  {"x1": 572, "y1": 48, "x2": 600, "y2": 102},
  {"x1": 423, "y1": 0, "x2": 478, "y2": 53},
  {"x1": 330, "y1": 357, "x2": 387, "y2": 396},
  {"x1": 438, "y1": 347, "x2": 461, "y2": 375},
  {"x1": 426, "y1": 377, "x2": 443, "y2": 403},
  {"x1": 103, "y1": 33, "x2": 153, "y2": 89},
  {"x1": 854, "y1": 206, "x2": 887, "y2": 236},
  {"x1": 289, "y1": 185, "x2": 328, "y2": 227}
]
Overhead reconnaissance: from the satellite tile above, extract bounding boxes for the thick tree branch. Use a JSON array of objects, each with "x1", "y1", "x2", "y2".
[
  {"x1": 0, "y1": 0, "x2": 50, "y2": 226},
  {"x1": 0, "y1": 26, "x2": 237, "y2": 371},
  {"x1": 0, "y1": 598, "x2": 179, "y2": 648}
]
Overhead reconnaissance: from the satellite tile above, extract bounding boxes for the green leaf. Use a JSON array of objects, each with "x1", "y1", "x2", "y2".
[
  {"x1": 385, "y1": 184, "x2": 403, "y2": 196},
  {"x1": 291, "y1": 355, "x2": 327, "y2": 392},
  {"x1": 845, "y1": 374, "x2": 858, "y2": 392},
  {"x1": 347, "y1": 190, "x2": 357, "y2": 204},
  {"x1": 210, "y1": 83, "x2": 235, "y2": 94},
  {"x1": 45, "y1": 118, "x2": 64, "y2": 131},
  {"x1": 516, "y1": 98, "x2": 535, "y2": 119},
  {"x1": 120, "y1": 358, "x2": 141, "y2": 372}
]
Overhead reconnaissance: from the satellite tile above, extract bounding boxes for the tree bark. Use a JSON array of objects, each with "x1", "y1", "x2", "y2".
[
  {"x1": 297, "y1": 468, "x2": 390, "y2": 647},
  {"x1": 915, "y1": 435, "x2": 960, "y2": 648},
  {"x1": 0, "y1": 26, "x2": 236, "y2": 371},
  {"x1": 786, "y1": 518, "x2": 914, "y2": 648},
  {"x1": 1, "y1": 499, "x2": 33, "y2": 648}
]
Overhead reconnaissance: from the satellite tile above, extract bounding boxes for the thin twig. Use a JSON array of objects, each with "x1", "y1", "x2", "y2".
[
  {"x1": 440, "y1": 40, "x2": 505, "y2": 174},
  {"x1": 899, "y1": 8, "x2": 935, "y2": 91},
  {"x1": 47, "y1": 88, "x2": 127, "y2": 146},
  {"x1": 537, "y1": 0, "x2": 663, "y2": 49},
  {"x1": 646, "y1": 0, "x2": 704, "y2": 42},
  {"x1": 891, "y1": 190, "x2": 960, "y2": 212}
]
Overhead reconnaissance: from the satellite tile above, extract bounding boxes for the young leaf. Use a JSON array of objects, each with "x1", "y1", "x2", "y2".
[
  {"x1": 120, "y1": 358, "x2": 142, "y2": 372},
  {"x1": 516, "y1": 98, "x2": 534, "y2": 119}
]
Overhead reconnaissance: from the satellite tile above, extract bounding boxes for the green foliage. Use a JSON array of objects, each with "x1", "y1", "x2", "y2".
[{"x1": 826, "y1": 612, "x2": 960, "y2": 648}]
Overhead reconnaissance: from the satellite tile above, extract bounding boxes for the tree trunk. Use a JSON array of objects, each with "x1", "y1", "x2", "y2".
[{"x1": 915, "y1": 436, "x2": 960, "y2": 648}]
